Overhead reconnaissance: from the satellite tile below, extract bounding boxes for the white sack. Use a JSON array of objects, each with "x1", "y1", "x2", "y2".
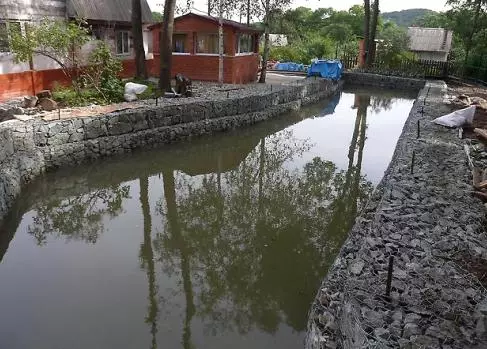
[
  {"x1": 432, "y1": 105, "x2": 476, "y2": 128},
  {"x1": 125, "y1": 82, "x2": 148, "y2": 95}
]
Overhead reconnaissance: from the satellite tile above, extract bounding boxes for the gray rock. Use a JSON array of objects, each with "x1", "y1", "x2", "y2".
[
  {"x1": 374, "y1": 327, "x2": 390, "y2": 340},
  {"x1": 403, "y1": 323, "x2": 421, "y2": 339},
  {"x1": 23, "y1": 96, "x2": 38, "y2": 108},
  {"x1": 39, "y1": 98, "x2": 58, "y2": 111},
  {"x1": 404, "y1": 313, "x2": 422, "y2": 324},
  {"x1": 350, "y1": 260, "x2": 365, "y2": 275}
]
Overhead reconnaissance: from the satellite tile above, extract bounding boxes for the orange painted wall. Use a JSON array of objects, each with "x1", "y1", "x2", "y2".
[{"x1": 1, "y1": 17, "x2": 261, "y2": 102}]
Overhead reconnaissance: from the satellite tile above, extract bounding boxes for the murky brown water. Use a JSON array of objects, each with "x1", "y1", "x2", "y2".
[{"x1": 0, "y1": 88, "x2": 415, "y2": 349}]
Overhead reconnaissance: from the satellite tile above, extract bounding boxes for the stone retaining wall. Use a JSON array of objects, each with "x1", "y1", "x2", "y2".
[
  {"x1": 342, "y1": 72, "x2": 425, "y2": 90},
  {"x1": 306, "y1": 81, "x2": 487, "y2": 348},
  {"x1": 0, "y1": 78, "x2": 341, "y2": 223}
]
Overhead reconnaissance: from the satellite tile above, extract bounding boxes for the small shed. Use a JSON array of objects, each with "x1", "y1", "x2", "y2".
[
  {"x1": 407, "y1": 27, "x2": 453, "y2": 62},
  {"x1": 150, "y1": 13, "x2": 262, "y2": 84}
]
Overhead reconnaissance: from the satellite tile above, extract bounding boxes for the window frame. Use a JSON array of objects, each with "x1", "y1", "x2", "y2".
[
  {"x1": 196, "y1": 32, "x2": 225, "y2": 55},
  {"x1": 172, "y1": 33, "x2": 187, "y2": 54},
  {"x1": 236, "y1": 33, "x2": 255, "y2": 55},
  {"x1": 116, "y1": 30, "x2": 130, "y2": 56}
]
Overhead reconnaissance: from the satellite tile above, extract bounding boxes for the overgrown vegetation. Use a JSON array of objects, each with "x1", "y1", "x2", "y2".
[
  {"x1": 412, "y1": 0, "x2": 487, "y2": 81},
  {"x1": 262, "y1": 5, "x2": 410, "y2": 68}
]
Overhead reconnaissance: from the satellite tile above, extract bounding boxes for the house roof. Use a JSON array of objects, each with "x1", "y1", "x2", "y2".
[
  {"x1": 149, "y1": 12, "x2": 263, "y2": 33},
  {"x1": 67, "y1": 0, "x2": 153, "y2": 24},
  {"x1": 407, "y1": 27, "x2": 453, "y2": 53}
]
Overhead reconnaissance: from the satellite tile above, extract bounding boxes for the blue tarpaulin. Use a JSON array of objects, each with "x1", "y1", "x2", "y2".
[
  {"x1": 274, "y1": 62, "x2": 305, "y2": 72},
  {"x1": 307, "y1": 60, "x2": 343, "y2": 80}
]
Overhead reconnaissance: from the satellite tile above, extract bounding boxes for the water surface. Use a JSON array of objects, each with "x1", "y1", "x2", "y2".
[{"x1": 0, "y1": 88, "x2": 415, "y2": 349}]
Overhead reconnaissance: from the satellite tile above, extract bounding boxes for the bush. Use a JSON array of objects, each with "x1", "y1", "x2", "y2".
[
  {"x1": 268, "y1": 36, "x2": 335, "y2": 65},
  {"x1": 52, "y1": 84, "x2": 101, "y2": 107},
  {"x1": 84, "y1": 41, "x2": 125, "y2": 103}
]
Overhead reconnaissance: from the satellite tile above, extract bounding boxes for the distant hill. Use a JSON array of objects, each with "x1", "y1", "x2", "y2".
[{"x1": 382, "y1": 9, "x2": 437, "y2": 27}]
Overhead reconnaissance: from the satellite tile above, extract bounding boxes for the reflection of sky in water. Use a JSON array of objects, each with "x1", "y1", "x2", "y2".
[
  {"x1": 283, "y1": 92, "x2": 414, "y2": 185},
  {"x1": 0, "y1": 89, "x2": 415, "y2": 349}
]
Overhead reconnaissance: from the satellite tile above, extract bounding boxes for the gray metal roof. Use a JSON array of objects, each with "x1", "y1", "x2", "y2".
[
  {"x1": 67, "y1": 0, "x2": 153, "y2": 23},
  {"x1": 408, "y1": 27, "x2": 453, "y2": 53}
]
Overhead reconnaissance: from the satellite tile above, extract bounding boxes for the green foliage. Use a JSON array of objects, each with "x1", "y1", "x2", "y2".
[
  {"x1": 152, "y1": 11, "x2": 164, "y2": 22},
  {"x1": 376, "y1": 22, "x2": 411, "y2": 67},
  {"x1": 52, "y1": 41, "x2": 126, "y2": 106},
  {"x1": 85, "y1": 41, "x2": 124, "y2": 103},
  {"x1": 382, "y1": 8, "x2": 437, "y2": 27},
  {"x1": 52, "y1": 84, "x2": 101, "y2": 107},
  {"x1": 9, "y1": 18, "x2": 90, "y2": 76},
  {"x1": 268, "y1": 35, "x2": 334, "y2": 64}
]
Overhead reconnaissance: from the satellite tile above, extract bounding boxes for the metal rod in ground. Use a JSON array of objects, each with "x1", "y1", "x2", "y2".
[
  {"x1": 385, "y1": 255, "x2": 394, "y2": 299},
  {"x1": 227, "y1": 91, "x2": 229, "y2": 98},
  {"x1": 58, "y1": 108, "x2": 61, "y2": 120},
  {"x1": 410, "y1": 150, "x2": 416, "y2": 175},
  {"x1": 417, "y1": 120, "x2": 420, "y2": 139},
  {"x1": 155, "y1": 97, "x2": 158, "y2": 106}
]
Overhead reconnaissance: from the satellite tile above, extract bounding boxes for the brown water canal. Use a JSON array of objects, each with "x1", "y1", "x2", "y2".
[{"x1": 0, "y1": 87, "x2": 416, "y2": 349}]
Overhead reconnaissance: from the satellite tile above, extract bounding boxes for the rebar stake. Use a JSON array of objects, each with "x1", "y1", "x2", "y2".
[
  {"x1": 385, "y1": 256, "x2": 394, "y2": 299},
  {"x1": 410, "y1": 150, "x2": 416, "y2": 175},
  {"x1": 417, "y1": 120, "x2": 420, "y2": 139}
]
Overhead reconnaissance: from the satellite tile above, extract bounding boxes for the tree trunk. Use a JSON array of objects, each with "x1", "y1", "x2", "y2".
[
  {"x1": 159, "y1": 0, "x2": 177, "y2": 92},
  {"x1": 366, "y1": 0, "x2": 379, "y2": 67},
  {"x1": 139, "y1": 176, "x2": 158, "y2": 349},
  {"x1": 208, "y1": 0, "x2": 212, "y2": 15},
  {"x1": 132, "y1": 0, "x2": 147, "y2": 80},
  {"x1": 465, "y1": 0, "x2": 482, "y2": 66},
  {"x1": 218, "y1": 0, "x2": 224, "y2": 84},
  {"x1": 247, "y1": 0, "x2": 251, "y2": 25},
  {"x1": 258, "y1": 0, "x2": 270, "y2": 84},
  {"x1": 363, "y1": 0, "x2": 370, "y2": 67}
]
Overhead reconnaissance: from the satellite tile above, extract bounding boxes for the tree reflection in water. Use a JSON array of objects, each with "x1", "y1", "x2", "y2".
[
  {"x1": 16, "y1": 92, "x2": 375, "y2": 347},
  {"x1": 152, "y1": 94, "x2": 373, "y2": 344},
  {"x1": 27, "y1": 185, "x2": 130, "y2": 245}
]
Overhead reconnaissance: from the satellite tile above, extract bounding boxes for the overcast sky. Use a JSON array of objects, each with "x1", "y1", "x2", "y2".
[{"x1": 148, "y1": 0, "x2": 449, "y2": 14}]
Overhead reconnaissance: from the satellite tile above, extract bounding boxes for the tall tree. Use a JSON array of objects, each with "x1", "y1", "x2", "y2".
[
  {"x1": 448, "y1": 0, "x2": 486, "y2": 64},
  {"x1": 159, "y1": 0, "x2": 177, "y2": 91},
  {"x1": 218, "y1": 0, "x2": 224, "y2": 84},
  {"x1": 258, "y1": 0, "x2": 291, "y2": 83},
  {"x1": 366, "y1": 0, "x2": 379, "y2": 66},
  {"x1": 363, "y1": 0, "x2": 370, "y2": 67},
  {"x1": 132, "y1": 0, "x2": 147, "y2": 79}
]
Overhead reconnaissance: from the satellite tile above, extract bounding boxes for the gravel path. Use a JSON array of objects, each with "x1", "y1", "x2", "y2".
[
  {"x1": 10, "y1": 80, "x2": 300, "y2": 121},
  {"x1": 306, "y1": 81, "x2": 487, "y2": 349}
]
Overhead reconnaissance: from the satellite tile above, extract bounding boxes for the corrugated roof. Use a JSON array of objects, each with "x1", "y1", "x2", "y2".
[
  {"x1": 67, "y1": 0, "x2": 153, "y2": 23},
  {"x1": 408, "y1": 27, "x2": 453, "y2": 53}
]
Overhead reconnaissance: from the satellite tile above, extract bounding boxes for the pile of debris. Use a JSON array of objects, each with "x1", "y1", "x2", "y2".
[
  {"x1": 0, "y1": 90, "x2": 58, "y2": 123},
  {"x1": 446, "y1": 93, "x2": 487, "y2": 110}
]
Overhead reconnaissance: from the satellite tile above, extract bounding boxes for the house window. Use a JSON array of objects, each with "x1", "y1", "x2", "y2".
[
  {"x1": 0, "y1": 21, "x2": 21, "y2": 53},
  {"x1": 196, "y1": 33, "x2": 224, "y2": 54},
  {"x1": 237, "y1": 34, "x2": 254, "y2": 54},
  {"x1": 116, "y1": 31, "x2": 130, "y2": 55},
  {"x1": 173, "y1": 34, "x2": 186, "y2": 53}
]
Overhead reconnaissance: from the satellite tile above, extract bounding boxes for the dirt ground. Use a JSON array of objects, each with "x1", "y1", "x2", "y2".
[{"x1": 447, "y1": 79, "x2": 487, "y2": 138}]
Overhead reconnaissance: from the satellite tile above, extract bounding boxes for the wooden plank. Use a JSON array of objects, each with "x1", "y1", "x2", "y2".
[
  {"x1": 473, "y1": 191, "x2": 487, "y2": 202},
  {"x1": 474, "y1": 128, "x2": 487, "y2": 142}
]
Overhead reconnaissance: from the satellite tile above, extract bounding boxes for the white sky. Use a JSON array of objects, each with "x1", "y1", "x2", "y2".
[{"x1": 148, "y1": 0, "x2": 449, "y2": 14}]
